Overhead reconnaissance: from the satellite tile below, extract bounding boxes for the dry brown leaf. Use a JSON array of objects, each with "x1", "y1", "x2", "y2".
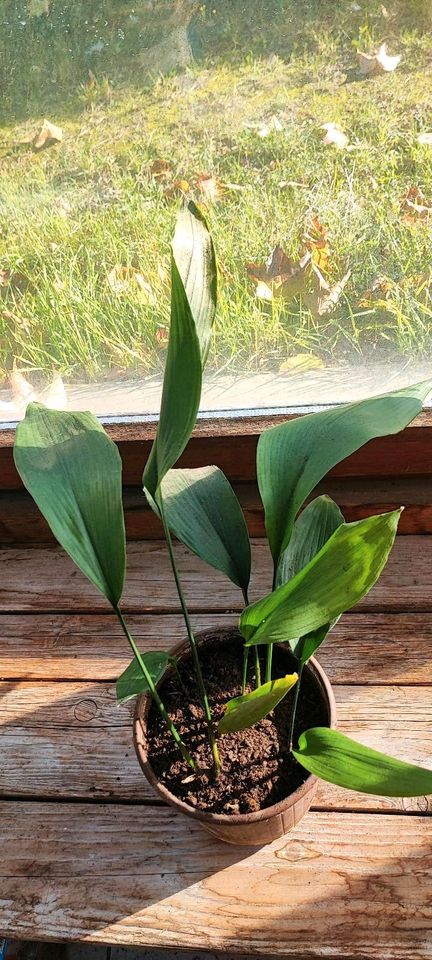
[
  {"x1": 155, "y1": 326, "x2": 169, "y2": 347},
  {"x1": 247, "y1": 245, "x2": 311, "y2": 302},
  {"x1": 0, "y1": 269, "x2": 31, "y2": 296},
  {"x1": 195, "y1": 173, "x2": 223, "y2": 203},
  {"x1": 305, "y1": 264, "x2": 351, "y2": 317},
  {"x1": 164, "y1": 178, "x2": 190, "y2": 199},
  {"x1": 303, "y1": 216, "x2": 331, "y2": 273},
  {"x1": 357, "y1": 43, "x2": 401, "y2": 76},
  {"x1": 107, "y1": 265, "x2": 156, "y2": 304},
  {"x1": 358, "y1": 276, "x2": 394, "y2": 306},
  {"x1": 0, "y1": 370, "x2": 67, "y2": 418},
  {"x1": 322, "y1": 122, "x2": 349, "y2": 149},
  {"x1": 400, "y1": 186, "x2": 432, "y2": 223},
  {"x1": 147, "y1": 158, "x2": 172, "y2": 180},
  {"x1": 40, "y1": 374, "x2": 67, "y2": 410},
  {"x1": 279, "y1": 354, "x2": 324, "y2": 374},
  {"x1": 33, "y1": 119, "x2": 63, "y2": 151}
]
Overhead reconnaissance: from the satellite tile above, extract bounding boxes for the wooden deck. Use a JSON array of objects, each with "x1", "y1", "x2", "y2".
[{"x1": 1, "y1": 536, "x2": 432, "y2": 957}]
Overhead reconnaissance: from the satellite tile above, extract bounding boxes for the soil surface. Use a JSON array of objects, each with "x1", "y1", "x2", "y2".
[{"x1": 146, "y1": 629, "x2": 329, "y2": 815}]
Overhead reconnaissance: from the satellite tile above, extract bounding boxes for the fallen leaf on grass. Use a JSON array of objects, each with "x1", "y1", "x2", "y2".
[
  {"x1": 247, "y1": 245, "x2": 311, "y2": 302},
  {"x1": 357, "y1": 43, "x2": 401, "y2": 76},
  {"x1": 0, "y1": 269, "x2": 31, "y2": 296},
  {"x1": 322, "y1": 122, "x2": 349, "y2": 149},
  {"x1": 107, "y1": 265, "x2": 156, "y2": 304},
  {"x1": 417, "y1": 132, "x2": 432, "y2": 146},
  {"x1": 164, "y1": 178, "x2": 190, "y2": 199},
  {"x1": 155, "y1": 326, "x2": 169, "y2": 347},
  {"x1": 33, "y1": 119, "x2": 63, "y2": 151},
  {"x1": 400, "y1": 186, "x2": 432, "y2": 223},
  {"x1": 358, "y1": 276, "x2": 394, "y2": 306},
  {"x1": 0, "y1": 371, "x2": 66, "y2": 418},
  {"x1": 258, "y1": 115, "x2": 283, "y2": 138},
  {"x1": 279, "y1": 354, "x2": 324, "y2": 374},
  {"x1": 303, "y1": 216, "x2": 331, "y2": 273},
  {"x1": 147, "y1": 158, "x2": 172, "y2": 180},
  {"x1": 195, "y1": 173, "x2": 223, "y2": 202},
  {"x1": 304, "y1": 264, "x2": 352, "y2": 317}
]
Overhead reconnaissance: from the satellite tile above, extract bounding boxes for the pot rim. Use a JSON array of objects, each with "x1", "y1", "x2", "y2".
[{"x1": 133, "y1": 625, "x2": 337, "y2": 827}]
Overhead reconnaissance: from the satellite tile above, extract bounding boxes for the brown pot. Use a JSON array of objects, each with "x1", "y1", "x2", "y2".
[{"x1": 134, "y1": 627, "x2": 337, "y2": 846}]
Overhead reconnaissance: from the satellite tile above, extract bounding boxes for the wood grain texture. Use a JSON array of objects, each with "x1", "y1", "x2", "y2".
[
  {"x1": 1, "y1": 421, "x2": 432, "y2": 490},
  {"x1": 1, "y1": 680, "x2": 431, "y2": 812},
  {"x1": 0, "y1": 537, "x2": 431, "y2": 613},
  {"x1": 3, "y1": 476, "x2": 432, "y2": 544},
  {"x1": 1, "y1": 803, "x2": 432, "y2": 958},
  {"x1": 0, "y1": 611, "x2": 431, "y2": 684}
]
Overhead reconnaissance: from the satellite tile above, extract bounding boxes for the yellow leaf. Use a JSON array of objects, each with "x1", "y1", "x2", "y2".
[{"x1": 107, "y1": 266, "x2": 156, "y2": 304}]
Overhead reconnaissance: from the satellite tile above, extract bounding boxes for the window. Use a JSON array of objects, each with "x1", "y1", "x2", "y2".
[{"x1": 1, "y1": 0, "x2": 431, "y2": 425}]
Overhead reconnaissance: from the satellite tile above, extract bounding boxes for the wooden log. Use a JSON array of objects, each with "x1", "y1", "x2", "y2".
[
  {"x1": 0, "y1": 679, "x2": 431, "y2": 812},
  {"x1": 0, "y1": 537, "x2": 431, "y2": 613},
  {"x1": 0, "y1": 611, "x2": 431, "y2": 684},
  {"x1": 1, "y1": 803, "x2": 431, "y2": 957}
]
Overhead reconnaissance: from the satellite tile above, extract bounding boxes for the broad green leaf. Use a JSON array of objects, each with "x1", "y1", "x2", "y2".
[
  {"x1": 294, "y1": 727, "x2": 432, "y2": 797},
  {"x1": 160, "y1": 466, "x2": 251, "y2": 594},
  {"x1": 14, "y1": 403, "x2": 125, "y2": 606},
  {"x1": 277, "y1": 496, "x2": 344, "y2": 662},
  {"x1": 257, "y1": 380, "x2": 432, "y2": 564},
  {"x1": 143, "y1": 202, "x2": 217, "y2": 498},
  {"x1": 172, "y1": 200, "x2": 217, "y2": 365},
  {"x1": 241, "y1": 510, "x2": 401, "y2": 647},
  {"x1": 293, "y1": 622, "x2": 332, "y2": 665},
  {"x1": 218, "y1": 673, "x2": 298, "y2": 735},
  {"x1": 277, "y1": 496, "x2": 344, "y2": 587},
  {"x1": 116, "y1": 651, "x2": 169, "y2": 704}
]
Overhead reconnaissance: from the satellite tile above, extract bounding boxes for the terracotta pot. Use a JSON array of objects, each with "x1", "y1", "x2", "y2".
[{"x1": 134, "y1": 627, "x2": 337, "y2": 846}]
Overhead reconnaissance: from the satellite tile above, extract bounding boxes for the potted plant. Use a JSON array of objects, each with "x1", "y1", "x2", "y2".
[{"x1": 14, "y1": 202, "x2": 432, "y2": 846}]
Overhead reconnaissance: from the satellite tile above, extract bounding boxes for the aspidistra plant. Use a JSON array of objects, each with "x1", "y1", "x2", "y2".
[{"x1": 14, "y1": 201, "x2": 432, "y2": 799}]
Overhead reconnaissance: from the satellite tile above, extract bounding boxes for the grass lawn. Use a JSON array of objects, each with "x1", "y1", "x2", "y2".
[{"x1": 1, "y1": 0, "x2": 432, "y2": 385}]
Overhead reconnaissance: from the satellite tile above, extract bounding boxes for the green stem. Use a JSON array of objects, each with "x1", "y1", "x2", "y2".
[
  {"x1": 266, "y1": 563, "x2": 279, "y2": 683},
  {"x1": 158, "y1": 494, "x2": 221, "y2": 776},
  {"x1": 254, "y1": 647, "x2": 262, "y2": 686},
  {"x1": 241, "y1": 647, "x2": 249, "y2": 695},
  {"x1": 114, "y1": 605, "x2": 195, "y2": 769},
  {"x1": 288, "y1": 662, "x2": 304, "y2": 753}
]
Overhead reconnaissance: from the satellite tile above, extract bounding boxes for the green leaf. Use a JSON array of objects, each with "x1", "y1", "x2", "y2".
[
  {"x1": 143, "y1": 203, "x2": 217, "y2": 499},
  {"x1": 277, "y1": 496, "x2": 344, "y2": 662},
  {"x1": 160, "y1": 466, "x2": 251, "y2": 594},
  {"x1": 277, "y1": 495, "x2": 344, "y2": 587},
  {"x1": 116, "y1": 651, "x2": 169, "y2": 704},
  {"x1": 172, "y1": 200, "x2": 217, "y2": 365},
  {"x1": 294, "y1": 727, "x2": 432, "y2": 797},
  {"x1": 257, "y1": 380, "x2": 432, "y2": 564},
  {"x1": 14, "y1": 403, "x2": 125, "y2": 606},
  {"x1": 241, "y1": 510, "x2": 401, "y2": 647},
  {"x1": 218, "y1": 673, "x2": 298, "y2": 735}
]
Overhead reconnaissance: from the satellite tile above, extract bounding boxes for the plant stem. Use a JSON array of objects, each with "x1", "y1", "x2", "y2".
[
  {"x1": 265, "y1": 563, "x2": 279, "y2": 683},
  {"x1": 242, "y1": 588, "x2": 261, "y2": 688},
  {"x1": 288, "y1": 662, "x2": 304, "y2": 753},
  {"x1": 241, "y1": 647, "x2": 249, "y2": 695},
  {"x1": 114, "y1": 605, "x2": 195, "y2": 769},
  {"x1": 158, "y1": 494, "x2": 221, "y2": 776},
  {"x1": 254, "y1": 647, "x2": 262, "y2": 686}
]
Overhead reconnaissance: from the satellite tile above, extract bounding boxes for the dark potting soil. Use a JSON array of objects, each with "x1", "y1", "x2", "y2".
[{"x1": 146, "y1": 629, "x2": 329, "y2": 815}]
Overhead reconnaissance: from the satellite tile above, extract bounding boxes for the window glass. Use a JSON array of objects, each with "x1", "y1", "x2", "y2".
[{"x1": 1, "y1": 1, "x2": 431, "y2": 421}]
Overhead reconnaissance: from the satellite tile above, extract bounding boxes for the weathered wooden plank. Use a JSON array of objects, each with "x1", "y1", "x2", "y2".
[
  {"x1": 1, "y1": 803, "x2": 431, "y2": 957},
  {"x1": 0, "y1": 537, "x2": 431, "y2": 613},
  {"x1": 1, "y1": 420, "x2": 432, "y2": 491},
  {"x1": 1, "y1": 681, "x2": 431, "y2": 812},
  {"x1": 2, "y1": 476, "x2": 432, "y2": 544},
  {"x1": 0, "y1": 612, "x2": 431, "y2": 684}
]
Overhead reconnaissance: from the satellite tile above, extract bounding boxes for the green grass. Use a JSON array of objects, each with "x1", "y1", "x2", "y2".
[{"x1": 1, "y1": 0, "x2": 432, "y2": 383}]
